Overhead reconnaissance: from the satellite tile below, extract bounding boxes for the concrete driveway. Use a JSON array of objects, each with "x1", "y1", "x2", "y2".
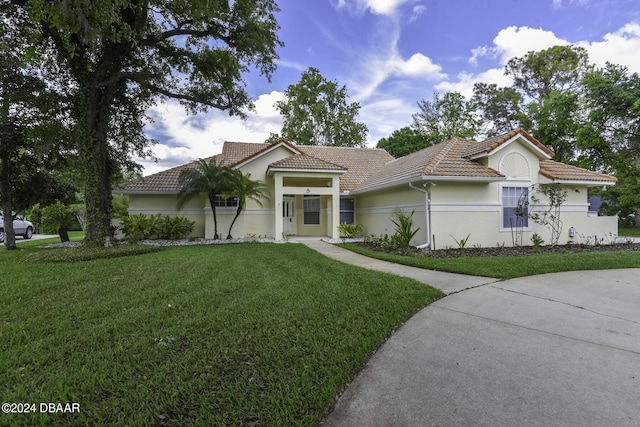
[
  {"x1": 15, "y1": 233, "x2": 58, "y2": 243},
  {"x1": 322, "y1": 268, "x2": 640, "y2": 426}
]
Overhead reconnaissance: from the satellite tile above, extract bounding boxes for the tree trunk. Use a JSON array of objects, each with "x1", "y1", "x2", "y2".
[
  {"x1": 635, "y1": 208, "x2": 640, "y2": 228},
  {"x1": 226, "y1": 204, "x2": 243, "y2": 240},
  {"x1": 58, "y1": 226, "x2": 70, "y2": 243},
  {"x1": 208, "y1": 194, "x2": 220, "y2": 240},
  {"x1": 1, "y1": 145, "x2": 16, "y2": 250},
  {"x1": 79, "y1": 77, "x2": 119, "y2": 247}
]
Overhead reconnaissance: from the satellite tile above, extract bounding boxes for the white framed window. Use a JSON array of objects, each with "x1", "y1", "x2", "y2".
[
  {"x1": 213, "y1": 194, "x2": 238, "y2": 207},
  {"x1": 501, "y1": 186, "x2": 529, "y2": 229},
  {"x1": 340, "y1": 198, "x2": 355, "y2": 224},
  {"x1": 303, "y1": 197, "x2": 321, "y2": 225}
]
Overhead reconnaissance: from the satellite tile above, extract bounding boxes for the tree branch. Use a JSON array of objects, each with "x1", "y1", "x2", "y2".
[
  {"x1": 141, "y1": 24, "x2": 232, "y2": 47},
  {"x1": 146, "y1": 84, "x2": 231, "y2": 110}
]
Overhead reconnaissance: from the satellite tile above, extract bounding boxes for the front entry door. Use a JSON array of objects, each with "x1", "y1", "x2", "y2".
[{"x1": 283, "y1": 196, "x2": 296, "y2": 235}]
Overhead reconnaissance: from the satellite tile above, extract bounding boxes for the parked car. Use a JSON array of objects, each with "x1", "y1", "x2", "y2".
[{"x1": 0, "y1": 211, "x2": 34, "y2": 243}]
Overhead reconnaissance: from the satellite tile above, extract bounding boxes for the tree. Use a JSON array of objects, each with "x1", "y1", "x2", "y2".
[
  {"x1": 503, "y1": 46, "x2": 592, "y2": 163},
  {"x1": 505, "y1": 45, "x2": 591, "y2": 103},
  {"x1": 0, "y1": 2, "x2": 74, "y2": 250},
  {"x1": 177, "y1": 158, "x2": 231, "y2": 240},
  {"x1": 412, "y1": 91, "x2": 480, "y2": 143},
  {"x1": 15, "y1": 0, "x2": 283, "y2": 246},
  {"x1": 222, "y1": 170, "x2": 270, "y2": 239},
  {"x1": 578, "y1": 63, "x2": 640, "y2": 225},
  {"x1": 274, "y1": 67, "x2": 368, "y2": 147},
  {"x1": 376, "y1": 127, "x2": 433, "y2": 158},
  {"x1": 472, "y1": 83, "x2": 525, "y2": 136}
]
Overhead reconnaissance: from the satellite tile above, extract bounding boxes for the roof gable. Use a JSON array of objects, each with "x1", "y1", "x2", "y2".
[
  {"x1": 225, "y1": 139, "x2": 302, "y2": 169},
  {"x1": 464, "y1": 128, "x2": 554, "y2": 160}
]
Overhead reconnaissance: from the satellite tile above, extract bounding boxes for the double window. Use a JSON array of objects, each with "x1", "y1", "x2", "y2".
[{"x1": 502, "y1": 187, "x2": 529, "y2": 228}]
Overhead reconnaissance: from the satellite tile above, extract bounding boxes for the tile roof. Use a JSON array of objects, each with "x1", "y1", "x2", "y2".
[
  {"x1": 355, "y1": 137, "x2": 505, "y2": 192},
  {"x1": 539, "y1": 160, "x2": 617, "y2": 183},
  {"x1": 117, "y1": 130, "x2": 616, "y2": 194},
  {"x1": 268, "y1": 154, "x2": 347, "y2": 171},
  {"x1": 117, "y1": 142, "x2": 393, "y2": 193},
  {"x1": 463, "y1": 128, "x2": 555, "y2": 159},
  {"x1": 299, "y1": 145, "x2": 394, "y2": 192},
  {"x1": 115, "y1": 155, "x2": 218, "y2": 192}
]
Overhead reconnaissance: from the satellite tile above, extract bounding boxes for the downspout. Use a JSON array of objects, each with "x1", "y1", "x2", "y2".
[{"x1": 409, "y1": 182, "x2": 433, "y2": 250}]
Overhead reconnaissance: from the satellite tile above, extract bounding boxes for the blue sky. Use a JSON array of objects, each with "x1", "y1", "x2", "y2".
[{"x1": 141, "y1": 0, "x2": 640, "y2": 175}]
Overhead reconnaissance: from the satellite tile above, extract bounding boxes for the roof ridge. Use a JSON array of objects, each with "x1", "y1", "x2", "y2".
[
  {"x1": 424, "y1": 138, "x2": 459, "y2": 174},
  {"x1": 270, "y1": 152, "x2": 346, "y2": 169}
]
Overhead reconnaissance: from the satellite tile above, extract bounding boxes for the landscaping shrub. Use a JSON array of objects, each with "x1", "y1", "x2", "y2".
[
  {"x1": 338, "y1": 222, "x2": 363, "y2": 238},
  {"x1": 391, "y1": 208, "x2": 420, "y2": 250},
  {"x1": 41, "y1": 201, "x2": 75, "y2": 241},
  {"x1": 120, "y1": 214, "x2": 194, "y2": 242}
]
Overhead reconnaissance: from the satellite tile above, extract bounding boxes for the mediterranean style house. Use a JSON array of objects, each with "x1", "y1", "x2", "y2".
[{"x1": 116, "y1": 128, "x2": 618, "y2": 248}]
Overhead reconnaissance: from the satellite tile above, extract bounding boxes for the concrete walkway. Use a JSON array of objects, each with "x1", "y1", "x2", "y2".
[
  {"x1": 299, "y1": 239, "x2": 498, "y2": 294},
  {"x1": 299, "y1": 240, "x2": 640, "y2": 427}
]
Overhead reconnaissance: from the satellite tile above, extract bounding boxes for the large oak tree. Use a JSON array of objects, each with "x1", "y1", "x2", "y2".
[{"x1": 11, "y1": 0, "x2": 282, "y2": 246}]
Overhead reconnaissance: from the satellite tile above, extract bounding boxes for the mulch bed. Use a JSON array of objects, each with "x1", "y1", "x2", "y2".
[{"x1": 357, "y1": 242, "x2": 640, "y2": 259}]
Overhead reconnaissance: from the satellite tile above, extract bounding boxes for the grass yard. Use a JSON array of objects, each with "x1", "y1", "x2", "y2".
[
  {"x1": 338, "y1": 243, "x2": 640, "y2": 279},
  {"x1": 619, "y1": 227, "x2": 640, "y2": 237},
  {"x1": 0, "y1": 240, "x2": 442, "y2": 426}
]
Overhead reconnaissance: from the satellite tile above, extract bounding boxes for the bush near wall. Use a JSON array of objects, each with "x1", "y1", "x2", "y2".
[{"x1": 121, "y1": 214, "x2": 195, "y2": 242}]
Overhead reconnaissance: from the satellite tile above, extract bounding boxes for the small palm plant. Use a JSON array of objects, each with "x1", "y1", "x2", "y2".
[
  {"x1": 391, "y1": 208, "x2": 420, "y2": 251},
  {"x1": 222, "y1": 170, "x2": 270, "y2": 239},
  {"x1": 177, "y1": 158, "x2": 231, "y2": 240}
]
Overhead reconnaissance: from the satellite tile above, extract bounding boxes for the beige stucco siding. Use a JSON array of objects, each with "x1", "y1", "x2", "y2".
[{"x1": 356, "y1": 187, "x2": 426, "y2": 244}]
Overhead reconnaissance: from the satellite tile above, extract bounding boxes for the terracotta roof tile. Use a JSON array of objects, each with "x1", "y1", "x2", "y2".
[
  {"x1": 463, "y1": 128, "x2": 555, "y2": 158},
  {"x1": 268, "y1": 154, "x2": 346, "y2": 171},
  {"x1": 116, "y1": 155, "x2": 218, "y2": 193},
  {"x1": 356, "y1": 137, "x2": 504, "y2": 192},
  {"x1": 117, "y1": 142, "x2": 394, "y2": 193},
  {"x1": 298, "y1": 145, "x2": 393, "y2": 192},
  {"x1": 117, "y1": 131, "x2": 616, "y2": 194},
  {"x1": 539, "y1": 160, "x2": 617, "y2": 183}
]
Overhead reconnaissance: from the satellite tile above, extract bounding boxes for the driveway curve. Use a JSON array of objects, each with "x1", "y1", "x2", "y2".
[{"x1": 307, "y1": 239, "x2": 640, "y2": 426}]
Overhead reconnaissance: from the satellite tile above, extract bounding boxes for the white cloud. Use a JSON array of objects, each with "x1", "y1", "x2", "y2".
[
  {"x1": 390, "y1": 53, "x2": 445, "y2": 78},
  {"x1": 360, "y1": 97, "x2": 416, "y2": 145},
  {"x1": 467, "y1": 26, "x2": 570, "y2": 67},
  {"x1": 552, "y1": 0, "x2": 590, "y2": 8},
  {"x1": 409, "y1": 5, "x2": 427, "y2": 22},
  {"x1": 445, "y1": 26, "x2": 571, "y2": 97},
  {"x1": 139, "y1": 92, "x2": 284, "y2": 175},
  {"x1": 435, "y1": 68, "x2": 512, "y2": 98},
  {"x1": 579, "y1": 22, "x2": 640, "y2": 73},
  {"x1": 409, "y1": 4, "x2": 427, "y2": 22},
  {"x1": 491, "y1": 26, "x2": 570, "y2": 65},
  {"x1": 332, "y1": 0, "x2": 415, "y2": 16},
  {"x1": 346, "y1": 18, "x2": 446, "y2": 103},
  {"x1": 439, "y1": 21, "x2": 640, "y2": 101}
]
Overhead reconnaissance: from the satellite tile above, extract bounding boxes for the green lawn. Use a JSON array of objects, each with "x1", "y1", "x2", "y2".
[
  {"x1": 619, "y1": 227, "x2": 640, "y2": 237},
  {"x1": 338, "y1": 243, "x2": 640, "y2": 279},
  {"x1": 0, "y1": 240, "x2": 442, "y2": 426}
]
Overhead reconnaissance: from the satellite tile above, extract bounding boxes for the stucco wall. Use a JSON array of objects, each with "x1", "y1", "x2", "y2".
[
  {"x1": 355, "y1": 187, "x2": 426, "y2": 245},
  {"x1": 355, "y1": 179, "x2": 618, "y2": 249}
]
